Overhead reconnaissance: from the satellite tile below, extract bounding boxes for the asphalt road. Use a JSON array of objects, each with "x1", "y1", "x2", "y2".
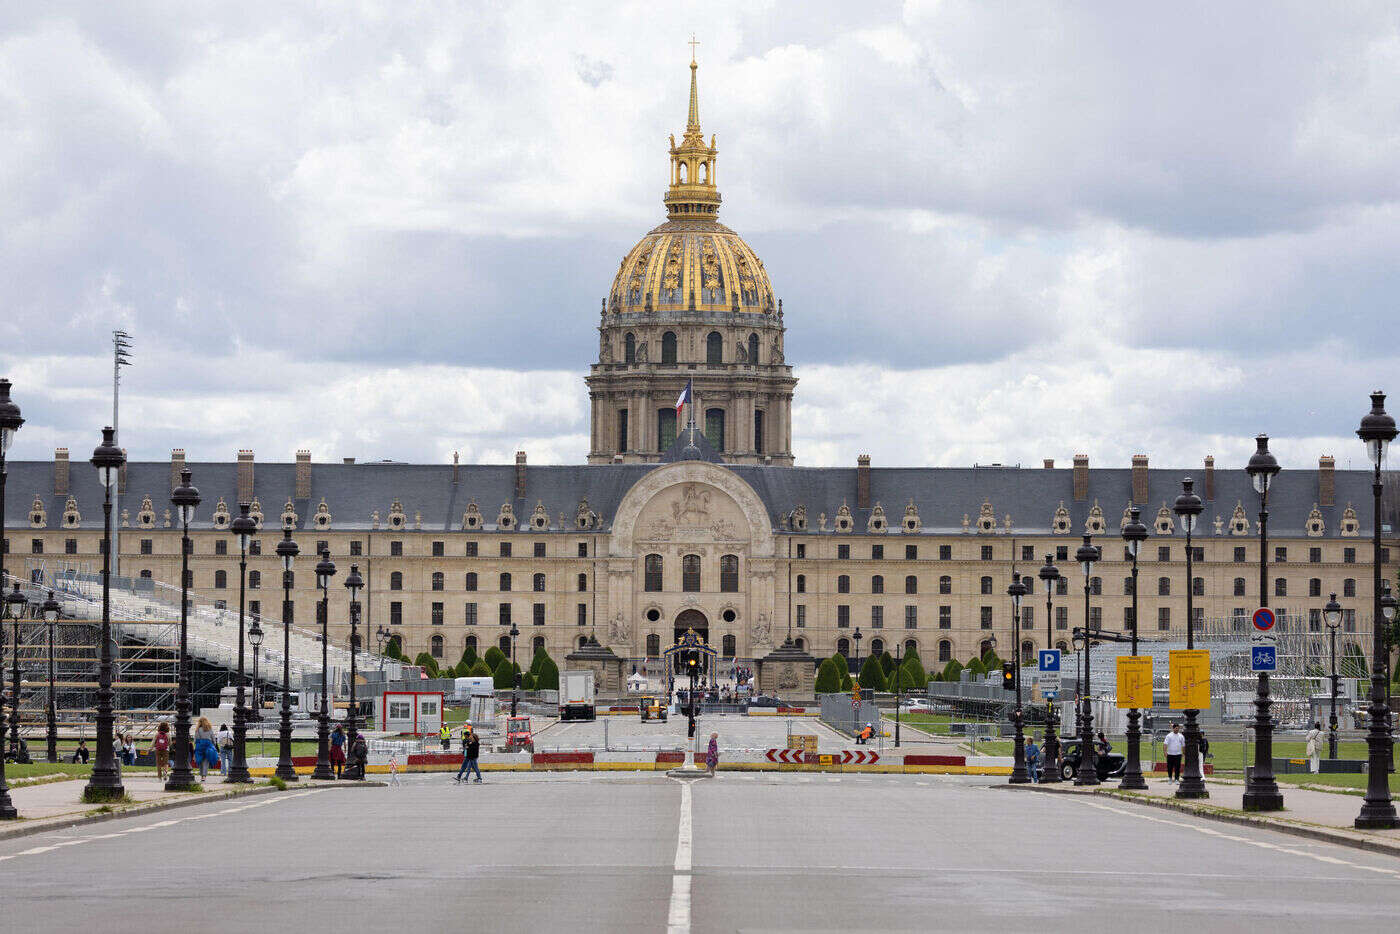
[
  {"x1": 3, "y1": 773, "x2": 1399, "y2": 933},
  {"x1": 537, "y1": 711, "x2": 857, "y2": 753}
]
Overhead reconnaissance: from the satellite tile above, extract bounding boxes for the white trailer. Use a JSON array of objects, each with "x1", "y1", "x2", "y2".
[{"x1": 559, "y1": 669, "x2": 596, "y2": 721}]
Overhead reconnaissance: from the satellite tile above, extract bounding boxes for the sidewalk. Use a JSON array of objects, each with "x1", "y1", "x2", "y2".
[{"x1": 1008, "y1": 775, "x2": 1400, "y2": 857}]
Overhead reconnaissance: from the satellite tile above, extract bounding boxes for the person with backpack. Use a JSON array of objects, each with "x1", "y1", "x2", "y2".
[
  {"x1": 216, "y1": 723, "x2": 233, "y2": 776},
  {"x1": 152, "y1": 722, "x2": 171, "y2": 781},
  {"x1": 329, "y1": 724, "x2": 346, "y2": 779},
  {"x1": 455, "y1": 724, "x2": 482, "y2": 784},
  {"x1": 349, "y1": 733, "x2": 368, "y2": 780}
]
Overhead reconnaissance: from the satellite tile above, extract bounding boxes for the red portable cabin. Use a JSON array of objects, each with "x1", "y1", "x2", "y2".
[{"x1": 377, "y1": 690, "x2": 444, "y2": 736}]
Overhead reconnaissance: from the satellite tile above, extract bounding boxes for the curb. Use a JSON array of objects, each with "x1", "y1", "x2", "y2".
[
  {"x1": 1000, "y1": 784, "x2": 1400, "y2": 859},
  {"x1": 0, "y1": 780, "x2": 381, "y2": 843}
]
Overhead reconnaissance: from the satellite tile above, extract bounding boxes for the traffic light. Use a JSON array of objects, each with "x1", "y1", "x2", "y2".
[
  {"x1": 852, "y1": 683, "x2": 861, "y2": 702},
  {"x1": 1001, "y1": 662, "x2": 1015, "y2": 691}
]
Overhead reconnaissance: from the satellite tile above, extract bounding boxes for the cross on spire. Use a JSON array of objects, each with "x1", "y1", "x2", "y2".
[{"x1": 689, "y1": 34, "x2": 700, "y2": 63}]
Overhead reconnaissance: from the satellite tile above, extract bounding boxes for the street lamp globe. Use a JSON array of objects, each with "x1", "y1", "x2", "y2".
[
  {"x1": 315, "y1": 548, "x2": 336, "y2": 590},
  {"x1": 1039, "y1": 554, "x2": 1060, "y2": 592},
  {"x1": 1007, "y1": 575, "x2": 1026, "y2": 609},
  {"x1": 0, "y1": 379, "x2": 24, "y2": 454},
  {"x1": 41, "y1": 591, "x2": 59, "y2": 623},
  {"x1": 230, "y1": 503, "x2": 256, "y2": 552},
  {"x1": 5, "y1": 582, "x2": 25, "y2": 618},
  {"x1": 1323, "y1": 593, "x2": 1343, "y2": 631},
  {"x1": 248, "y1": 618, "x2": 264, "y2": 649},
  {"x1": 1173, "y1": 478, "x2": 1203, "y2": 533},
  {"x1": 1357, "y1": 391, "x2": 1397, "y2": 467},
  {"x1": 172, "y1": 468, "x2": 200, "y2": 525},
  {"x1": 89, "y1": 426, "x2": 124, "y2": 490},
  {"x1": 1075, "y1": 535, "x2": 1099, "y2": 577},
  {"x1": 1382, "y1": 581, "x2": 1398, "y2": 624},
  {"x1": 1121, "y1": 506, "x2": 1147, "y2": 557},
  {"x1": 343, "y1": 564, "x2": 364, "y2": 602},
  {"x1": 277, "y1": 528, "x2": 299, "y2": 572},
  {"x1": 1246, "y1": 434, "x2": 1281, "y2": 495}
]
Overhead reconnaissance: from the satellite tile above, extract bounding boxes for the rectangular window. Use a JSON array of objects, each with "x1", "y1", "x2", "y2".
[
  {"x1": 533, "y1": 603, "x2": 545, "y2": 626},
  {"x1": 1123, "y1": 607, "x2": 1134, "y2": 628},
  {"x1": 465, "y1": 603, "x2": 478, "y2": 626},
  {"x1": 1158, "y1": 607, "x2": 1170, "y2": 631},
  {"x1": 466, "y1": 541, "x2": 478, "y2": 557},
  {"x1": 906, "y1": 545, "x2": 918, "y2": 560},
  {"x1": 754, "y1": 409, "x2": 764, "y2": 455},
  {"x1": 391, "y1": 541, "x2": 403, "y2": 556},
  {"x1": 433, "y1": 541, "x2": 444, "y2": 557},
  {"x1": 796, "y1": 543, "x2": 806, "y2": 559},
  {"x1": 1022, "y1": 606, "x2": 1033, "y2": 628},
  {"x1": 578, "y1": 542, "x2": 588, "y2": 557},
  {"x1": 140, "y1": 538, "x2": 153, "y2": 555},
  {"x1": 1274, "y1": 546, "x2": 1287, "y2": 562},
  {"x1": 390, "y1": 602, "x2": 402, "y2": 626},
  {"x1": 31, "y1": 539, "x2": 42, "y2": 554},
  {"x1": 837, "y1": 605, "x2": 850, "y2": 628},
  {"x1": 249, "y1": 600, "x2": 261, "y2": 618},
  {"x1": 1158, "y1": 546, "x2": 1171, "y2": 562},
  {"x1": 247, "y1": 540, "x2": 260, "y2": 556},
  {"x1": 1383, "y1": 548, "x2": 1392, "y2": 563},
  {"x1": 1234, "y1": 547, "x2": 1246, "y2": 563},
  {"x1": 1089, "y1": 606, "x2": 1102, "y2": 628},
  {"x1": 1344, "y1": 547, "x2": 1355, "y2": 564},
  {"x1": 796, "y1": 605, "x2": 807, "y2": 628},
  {"x1": 657, "y1": 408, "x2": 677, "y2": 452},
  {"x1": 1308, "y1": 608, "x2": 1321, "y2": 632},
  {"x1": 1055, "y1": 606, "x2": 1068, "y2": 630},
  {"x1": 618, "y1": 408, "x2": 629, "y2": 452},
  {"x1": 499, "y1": 604, "x2": 511, "y2": 626},
  {"x1": 938, "y1": 545, "x2": 951, "y2": 560},
  {"x1": 1344, "y1": 608, "x2": 1357, "y2": 632},
  {"x1": 500, "y1": 542, "x2": 512, "y2": 557},
  {"x1": 980, "y1": 606, "x2": 993, "y2": 629},
  {"x1": 1021, "y1": 545, "x2": 1035, "y2": 562},
  {"x1": 65, "y1": 538, "x2": 78, "y2": 555},
  {"x1": 388, "y1": 701, "x2": 412, "y2": 720},
  {"x1": 1309, "y1": 547, "x2": 1321, "y2": 564},
  {"x1": 431, "y1": 602, "x2": 444, "y2": 625},
  {"x1": 871, "y1": 544, "x2": 883, "y2": 560},
  {"x1": 837, "y1": 544, "x2": 850, "y2": 560},
  {"x1": 1056, "y1": 546, "x2": 1068, "y2": 561},
  {"x1": 980, "y1": 545, "x2": 993, "y2": 561},
  {"x1": 349, "y1": 540, "x2": 362, "y2": 556},
  {"x1": 316, "y1": 540, "x2": 328, "y2": 555},
  {"x1": 904, "y1": 606, "x2": 917, "y2": 629},
  {"x1": 871, "y1": 605, "x2": 883, "y2": 628},
  {"x1": 577, "y1": 603, "x2": 587, "y2": 627},
  {"x1": 938, "y1": 606, "x2": 951, "y2": 629},
  {"x1": 1191, "y1": 546, "x2": 1203, "y2": 562},
  {"x1": 215, "y1": 539, "x2": 228, "y2": 556},
  {"x1": 0, "y1": 538, "x2": 6, "y2": 555},
  {"x1": 534, "y1": 542, "x2": 546, "y2": 558}
]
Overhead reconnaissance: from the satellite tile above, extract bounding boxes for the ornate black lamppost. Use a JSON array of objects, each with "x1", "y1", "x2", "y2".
[
  {"x1": 1120, "y1": 506, "x2": 1149, "y2": 790},
  {"x1": 853, "y1": 626, "x2": 863, "y2": 677},
  {"x1": 343, "y1": 563, "x2": 363, "y2": 751},
  {"x1": 84, "y1": 426, "x2": 126, "y2": 801},
  {"x1": 1038, "y1": 554, "x2": 1062, "y2": 783},
  {"x1": 310, "y1": 548, "x2": 336, "y2": 781},
  {"x1": 376, "y1": 626, "x2": 389, "y2": 675},
  {"x1": 1242, "y1": 434, "x2": 1284, "y2": 811},
  {"x1": 1355, "y1": 391, "x2": 1398, "y2": 829},
  {"x1": 274, "y1": 529, "x2": 300, "y2": 782},
  {"x1": 248, "y1": 618, "x2": 263, "y2": 721},
  {"x1": 1073, "y1": 534, "x2": 1101, "y2": 786},
  {"x1": 1007, "y1": 574, "x2": 1030, "y2": 784},
  {"x1": 5, "y1": 582, "x2": 28, "y2": 763},
  {"x1": 225, "y1": 503, "x2": 257, "y2": 784},
  {"x1": 1324, "y1": 593, "x2": 1342, "y2": 760},
  {"x1": 509, "y1": 621, "x2": 520, "y2": 716},
  {"x1": 166, "y1": 468, "x2": 199, "y2": 789},
  {"x1": 1174, "y1": 478, "x2": 1209, "y2": 799},
  {"x1": 42, "y1": 591, "x2": 60, "y2": 764},
  {"x1": 0, "y1": 379, "x2": 20, "y2": 817}
]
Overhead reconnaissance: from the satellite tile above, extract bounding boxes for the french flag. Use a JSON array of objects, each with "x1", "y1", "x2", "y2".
[{"x1": 675, "y1": 378, "x2": 692, "y2": 418}]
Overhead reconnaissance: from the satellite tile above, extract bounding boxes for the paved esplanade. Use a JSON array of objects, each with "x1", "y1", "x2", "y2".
[{"x1": 2, "y1": 775, "x2": 1399, "y2": 933}]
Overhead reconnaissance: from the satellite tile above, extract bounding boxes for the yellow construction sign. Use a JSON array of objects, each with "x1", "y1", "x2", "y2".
[
  {"x1": 1168, "y1": 650, "x2": 1211, "y2": 709},
  {"x1": 1116, "y1": 656, "x2": 1153, "y2": 709}
]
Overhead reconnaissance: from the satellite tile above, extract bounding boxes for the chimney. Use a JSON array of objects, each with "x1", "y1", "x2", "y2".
[
  {"x1": 53, "y1": 448, "x2": 69, "y2": 495},
  {"x1": 1319, "y1": 455, "x2": 1335, "y2": 507},
  {"x1": 1043, "y1": 459, "x2": 1054, "y2": 470},
  {"x1": 170, "y1": 449, "x2": 185, "y2": 493},
  {"x1": 237, "y1": 450, "x2": 254, "y2": 503},
  {"x1": 1072, "y1": 455, "x2": 1089, "y2": 501},
  {"x1": 295, "y1": 450, "x2": 312, "y2": 499},
  {"x1": 452, "y1": 451, "x2": 460, "y2": 485},
  {"x1": 1203, "y1": 455, "x2": 1215, "y2": 501},
  {"x1": 1131, "y1": 455, "x2": 1148, "y2": 505},
  {"x1": 342, "y1": 457, "x2": 355, "y2": 465},
  {"x1": 118, "y1": 451, "x2": 128, "y2": 495},
  {"x1": 857, "y1": 454, "x2": 871, "y2": 509},
  {"x1": 515, "y1": 451, "x2": 527, "y2": 500}
]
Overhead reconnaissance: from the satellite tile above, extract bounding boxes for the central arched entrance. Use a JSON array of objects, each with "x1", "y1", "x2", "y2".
[{"x1": 673, "y1": 609, "x2": 709, "y2": 673}]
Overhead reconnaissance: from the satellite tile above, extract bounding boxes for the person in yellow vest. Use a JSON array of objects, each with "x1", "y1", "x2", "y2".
[{"x1": 440, "y1": 723, "x2": 452, "y2": 752}]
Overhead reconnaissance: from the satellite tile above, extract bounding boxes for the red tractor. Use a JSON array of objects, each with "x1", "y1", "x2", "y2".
[{"x1": 505, "y1": 716, "x2": 534, "y2": 753}]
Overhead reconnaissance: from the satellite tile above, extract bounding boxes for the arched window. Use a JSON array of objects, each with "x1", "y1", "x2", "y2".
[
  {"x1": 1308, "y1": 577, "x2": 1322, "y2": 597},
  {"x1": 465, "y1": 635, "x2": 477, "y2": 652},
  {"x1": 837, "y1": 575, "x2": 850, "y2": 594},
  {"x1": 870, "y1": 638, "x2": 885, "y2": 658},
  {"x1": 1192, "y1": 577, "x2": 1205, "y2": 597},
  {"x1": 939, "y1": 576, "x2": 952, "y2": 594},
  {"x1": 645, "y1": 554, "x2": 663, "y2": 592},
  {"x1": 794, "y1": 638, "x2": 805, "y2": 651},
  {"x1": 905, "y1": 575, "x2": 917, "y2": 595},
  {"x1": 979, "y1": 639, "x2": 994, "y2": 658},
  {"x1": 430, "y1": 635, "x2": 443, "y2": 658},
  {"x1": 720, "y1": 555, "x2": 739, "y2": 592},
  {"x1": 533, "y1": 573, "x2": 546, "y2": 592},
  {"x1": 1021, "y1": 640, "x2": 1035, "y2": 662},
  {"x1": 248, "y1": 570, "x2": 261, "y2": 589},
  {"x1": 661, "y1": 331, "x2": 678, "y2": 364},
  {"x1": 646, "y1": 633, "x2": 661, "y2": 656},
  {"x1": 722, "y1": 634, "x2": 736, "y2": 657},
  {"x1": 579, "y1": 636, "x2": 589, "y2": 650},
  {"x1": 1055, "y1": 640, "x2": 1069, "y2": 653},
  {"x1": 1158, "y1": 577, "x2": 1171, "y2": 596},
  {"x1": 704, "y1": 408, "x2": 725, "y2": 452},
  {"x1": 389, "y1": 571, "x2": 403, "y2": 591},
  {"x1": 795, "y1": 574, "x2": 806, "y2": 594},
  {"x1": 682, "y1": 555, "x2": 701, "y2": 592},
  {"x1": 577, "y1": 573, "x2": 588, "y2": 592},
  {"x1": 980, "y1": 576, "x2": 993, "y2": 595},
  {"x1": 431, "y1": 572, "x2": 444, "y2": 591},
  {"x1": 748, "y1": 333, "x2": 759, "y2": 363},
  {"x1": 904, "y1": 639, "x2": 918, "y2": 657},
  {"x1": 706, "y1": 331, "x2": 723, "y2": 364},
  {"x1": 938, "y1": 640, "x2": 952, "y2": 662},
  {"x1": 1275, "y1": 577, "x2": 1287, "y2": 597},
  {"x1": 1232, "y1": 577, "x2": 1245, "y2": 596},
  {"x1": 871, "y1": 575, "x2": 884, "y2": 594},
  {"x1": 465, "y1": 572, "x2": 478, "y2": 591},
  {"x1": 624, "y1": 332, "x2": 636, "y2": 364},
  {"x1": 837, "y1": 637, "x2": 850, "y2": 657},
  {"x1": 533, "y1": 635, "x2": 545, "y2": 654},
  {"x1": 500, "y1": 572, "x2": 512, "y2": 592},
  {"x1": 215, "y1": 569, "x2": 227, "y2": 589}
]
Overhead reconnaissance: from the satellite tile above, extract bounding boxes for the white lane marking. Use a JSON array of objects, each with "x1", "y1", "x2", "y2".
[
  {"x1": 0, "y1": 790, "x2": 325, "y2": 864},
  {"x1": 667, "y1": 779, "x2": 694, "y2": 934},
  {"x1": 1073, "y1": 798, "x2": 1400, "y2": 879},
  {"x1": 827, "y1": 777, "x2": 840, "y2": 783}
]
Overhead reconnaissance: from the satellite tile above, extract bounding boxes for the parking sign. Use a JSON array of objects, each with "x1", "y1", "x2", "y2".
[{"x1": 1038, "y1": 650, "x2": 1061, "y2": 673}]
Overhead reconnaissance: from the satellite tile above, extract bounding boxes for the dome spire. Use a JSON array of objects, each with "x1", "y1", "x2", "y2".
[{"x1": 665, "y1": 44, "x2": 720, "y2": 221}]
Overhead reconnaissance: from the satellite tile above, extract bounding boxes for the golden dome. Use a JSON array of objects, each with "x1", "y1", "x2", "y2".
[{"x1": 608, "y1": 56, "x2": 775, "y2": 316}]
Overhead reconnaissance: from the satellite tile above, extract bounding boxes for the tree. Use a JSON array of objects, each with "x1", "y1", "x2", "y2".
[
  {"x1": 941, "y1": 659, "x2": 963, "y2": 683},
  {"x1": 530, "y1": 646, "x2": 553, "y2": 677},
  {"x1": 967, "y1": 656, "x2": 986, "y2": 677},
  {"x1": 895, "y1": 665, "x2": 921, "y2": 691},
  {"x1": 522, "y1": 671, "x2": 537, "y2": 691},
  {"x1": 414, "y1": 652, "x2": 440, "y2": 678},
  {"x1": 484, "y1": 646, "x2": 506, "y2": 671},
  {"x1": 536, "y1": 656, "x2": 560, "y2": 691},
  {"x1": 858, "y1": 654, "x2": 887, "y2": 692},
  {"x1": 493, "y1": 656, "x2": 515, "y2": 689},
  {"x1": 815, "y1": 657, "x2": 842, "y2": 694},
  {"x1": 879, "y1": 651, "x2": 895, "y2": 677},
  {"x1": 902, "y1": 653, "x2": 927, "y2": 688},
  {"x1": 840, "y1": 671, "x2": 853, "y2": 692},
  {"x1": 440, "y1": 664, "x2": 457, "y2": 679},
  {"x1": 459, "y1": 646, "x2": 478, "y2": 671},
  {"x1": 469, "y1": 659, "x2": 493, "y2": 678},
  {"x1": 830, "y1": 653, "x2": 850, "y2": 677},
  {"x1": 385, "y1": 634, "x2": 403, "y2": 659}
]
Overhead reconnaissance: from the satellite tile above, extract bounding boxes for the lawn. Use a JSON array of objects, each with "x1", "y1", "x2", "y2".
[{"x1": 7, "y1": 762, "x2": 157, "y2": 781}]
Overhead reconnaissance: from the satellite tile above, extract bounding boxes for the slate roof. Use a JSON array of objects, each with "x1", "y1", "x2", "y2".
[{"x1": 3, "y1": 458, "x2": 1391, "y2": 538}]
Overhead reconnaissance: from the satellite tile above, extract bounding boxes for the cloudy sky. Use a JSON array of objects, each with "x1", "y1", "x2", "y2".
[{"x1": 2, "y1": 2, "x2": 1397, "y2": 471}]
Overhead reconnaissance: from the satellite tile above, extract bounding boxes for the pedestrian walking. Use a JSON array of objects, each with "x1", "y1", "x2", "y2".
[
  {"x1": 456, "y1": 723, "x2": 482, "y2": 784},
  {"x1": 194, "y1": 716, "x2": 218, "y2": 781},
  {"x1": 388, "y1": 753, "x2": 401, "y2": 786},
  {"x1": 1162, "y1": 723, "x2": 1185, "y2": 783},
  {"x1": 329, "y1": 724, "x2": 346, "y2": 779},
  {"x1": 217, "y1": 723, "x2": 233, "y2": 776},
  {"x1": 152, "y1": 722, "x2": 171, "y2": 781},
  {"x1": 1026, "y1": 736, "x2": 1041, "y2": 784},
  {"x1": 349, "y1": 733, "x2": 368, "y2": 780},
  {"x1": 705, "y1": 732, "x2": 719, "y2": 776},
  {"x1": 1197, "y1": 730, "x2": 1210, "y2": 777},
  {"x1": 1305, "y1": 721, "x2": 1322, "y2": 774}
]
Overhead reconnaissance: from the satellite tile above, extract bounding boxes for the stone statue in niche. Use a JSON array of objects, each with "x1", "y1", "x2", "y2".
[
  {"x1": 608, "y1": 612, "x2": 630, "y2": 644},
  {"x1": 752, "y1": 613, "x2": 772, "y2": 647},
  {"x1": 735, "y1": 340, "x2": 748, "y2": 363},
  {"x1": 771, "y1": 339, "x2": 783, "y2": 364},
  {"x1": 634, "y1": 340, "x2": 648, "y2": 363}
]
